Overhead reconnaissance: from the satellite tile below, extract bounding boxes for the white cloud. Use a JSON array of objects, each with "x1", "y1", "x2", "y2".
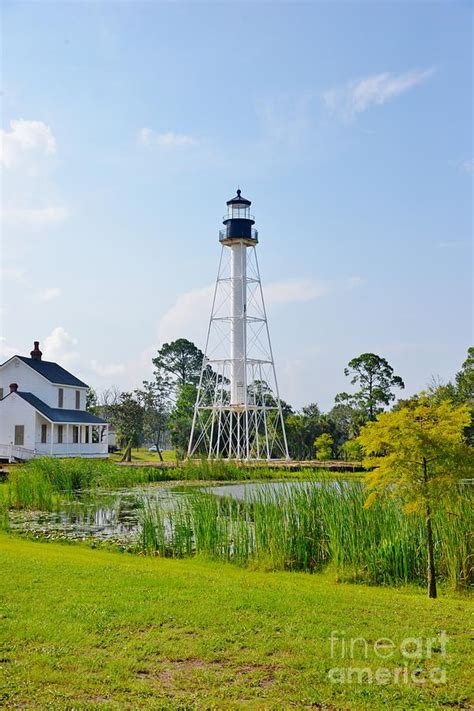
[
  {"x1": 0, "y1": 337, "x2": 19, "y2": 360},
  {"x1": 1, "y1": 119, "x2": 70, "y2": 232},
  {"x1": 0, "y1": 270, "x2": 62, "y2": 306},
  {"x1": 37, "y1": 287, "x2": 61, "y2": 302},
  {"x1": 159, "y1": 276, "x2": 363, "y2": 344},
  {"x1": 436, "y1": 240, "x2": 470, "y2": 250},
  {"x1": 0, "y1": 119, "x2": 56, "y2": 170},
  {"x1": 42, "y1": 326, "x2": 79, "y2": 366},
  {"x1": 0, "y1": 329, "x2": 132, "y2": 388},
  {"x1": 0, "y1": 267, "x2": 27, "y2": 283},
  {"x1": 90, "y1": 360, "x2": 126, "y2": 378},
  {"x1": 461, "y1": 159, "x2": 473, "y2": 173},
  {"x1": 323, "y1": 68, "x2": 435, "y2": 121},
  {"x1": 265, "y1": 279, "x2": 329, "y2": 304},
  {"x1": 159, "y1": 284, "x2": 214, "y2": 345},
  {"x1": 264, "y1": 276, "x2": 363, "y2": 304},
  {"x1": 2, "y1": 206, "x2": 70, "y2": 228},
  {"x1": 137, "y1": 128, "x2": 198, "y2": 149},
  {"x1": 1, "y1": 329, "x2": 78, "y2": 367}
]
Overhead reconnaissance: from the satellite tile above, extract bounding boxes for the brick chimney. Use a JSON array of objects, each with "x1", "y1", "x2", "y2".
[
  {"x1": 30, "y1": 341, "x2": 42, "y2": 361},
  {"x1": 9, "y1": 383, "x2": 18, "y2": 393}
]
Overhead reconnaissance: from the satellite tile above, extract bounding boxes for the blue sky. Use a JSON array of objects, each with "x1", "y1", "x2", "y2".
[{"x1": 1, "y1": 1, "x2": 472, "y2": 409}]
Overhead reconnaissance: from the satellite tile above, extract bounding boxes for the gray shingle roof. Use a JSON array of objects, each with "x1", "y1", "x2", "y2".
[
  {"x1": 16, "y1": 356, "x2": 89, "y2": 388},
  {"x1": 17, "y1": 392, "x2": 107, "y2": 424}
]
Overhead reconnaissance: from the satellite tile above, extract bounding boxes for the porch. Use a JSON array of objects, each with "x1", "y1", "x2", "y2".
[{"x1": 35, "y1": 416, "x2": 109, "y2": 458}]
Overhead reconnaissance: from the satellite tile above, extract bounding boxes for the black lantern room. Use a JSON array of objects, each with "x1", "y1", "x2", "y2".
[{"x1": 219, "y1": 189, "x2": 258, "y2": 244}]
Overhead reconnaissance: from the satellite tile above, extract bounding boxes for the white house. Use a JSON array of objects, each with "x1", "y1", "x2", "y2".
[{"x1": 0, "y1": 341, "x2": 109, "y2": 461}]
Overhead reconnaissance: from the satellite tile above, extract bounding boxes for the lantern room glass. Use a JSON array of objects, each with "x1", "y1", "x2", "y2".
[{"x1": 227, "y1": 204, "x2": 250, "y2": 219}]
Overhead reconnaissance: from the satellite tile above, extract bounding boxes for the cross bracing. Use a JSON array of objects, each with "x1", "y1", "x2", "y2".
[{"x1": 188, "y1": 243, "x2": 289, "y2": 461}]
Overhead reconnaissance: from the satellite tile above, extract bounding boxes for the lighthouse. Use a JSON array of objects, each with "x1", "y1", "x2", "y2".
[{"x1": 188, "y1": 191, "x2": 289, "y2": 461}]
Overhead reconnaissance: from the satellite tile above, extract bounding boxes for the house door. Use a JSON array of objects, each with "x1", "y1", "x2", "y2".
[{"x1": 14, "y1": 425, "x2": 25, "y2": 446}]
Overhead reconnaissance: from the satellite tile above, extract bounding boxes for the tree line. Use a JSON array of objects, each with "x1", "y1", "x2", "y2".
[{"x1": 87, "y1": 339, "x2": 473, "y2": 463}]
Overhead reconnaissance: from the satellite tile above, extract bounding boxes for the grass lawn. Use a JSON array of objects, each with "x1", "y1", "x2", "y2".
[
  {"x1": 0, "y1": 534, "x2": 471, "y2": 709},
  {"x1": 110, "y1": 448, "x2": 176, "y2": 463}
]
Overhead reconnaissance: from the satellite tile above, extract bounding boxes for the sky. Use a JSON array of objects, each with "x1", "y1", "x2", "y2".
[{"x1": 1, "y1": 1, "x2": 472, "y2": 410}]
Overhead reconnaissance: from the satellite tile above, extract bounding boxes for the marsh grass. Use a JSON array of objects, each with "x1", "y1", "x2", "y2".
[
  {"x1": 139, "y1": 480, "x2": 473, "y2": 590},
  {"x1": 2, "y1": 457, "x2": 347, "y2": 513},
  {"x1": 175, "y1": 459, "x2": 364, "y2": 481},
  {"x1": 3, "y1": 459, "x2": 471, "y2": 591},
  {"x1": 176, "y1": 458, "x2": 281, "y2": 481},
  {"x1": 3, "y1": 458, "x2": 173, "y2": 510}
]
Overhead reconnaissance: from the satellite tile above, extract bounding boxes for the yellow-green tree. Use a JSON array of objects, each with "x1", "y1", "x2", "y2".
[
  {"x1": 314, "y1": 432, "x2": 334, "y2": 460},
  {"x1": 358, "y1": 398, "x2": 472, "y2": 598},
  {"x1": 341, "y1": 438, "x2": 364, "y2": 462}
]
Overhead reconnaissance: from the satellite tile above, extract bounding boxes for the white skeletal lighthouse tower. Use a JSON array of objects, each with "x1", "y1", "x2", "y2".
[{"x1": 188, "y1": 190, "x2": 289, "y2": 460}]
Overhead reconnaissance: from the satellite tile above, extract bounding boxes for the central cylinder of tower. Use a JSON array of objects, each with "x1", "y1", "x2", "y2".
[{"x1": 230, "y1": 241, "x2": 246, "y2": 406}]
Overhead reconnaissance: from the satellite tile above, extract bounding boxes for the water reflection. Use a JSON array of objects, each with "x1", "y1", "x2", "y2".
[
  {"x1": 205, "y1": 479, "x2": 351, "y2": 501},
  {"x1": 8, "y1": 479, "x2": 357, "y2": 543},
  {"x1": 8, "y1": 486, "x2": 184, "y2": 544}
]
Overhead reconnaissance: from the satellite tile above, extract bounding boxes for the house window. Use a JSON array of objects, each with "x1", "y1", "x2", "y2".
[
  {"x1": 85, "y1": 427, "x2": 89, "y2": 443},
  {"x1": 41, "y1": 424, "x2": 47, "y2": 444},
  {"x1": 75, "y1": 390, "x2": 80, "y2": 409},
  {"x1": 14, "y1": 425, "x2": 24, "y2": 446},
  {"x1": 58, "y1": 388, "x2": 64, "y2": 408},
  {"x1": 57, "y1": 425, "x2": 63, "y2": 444},
  {"x1": 0, "y1": 388, "x2": 3, "y2": 399},
  {"x1": 73, "y1": 426, "x2": 79, "y2": 444}
]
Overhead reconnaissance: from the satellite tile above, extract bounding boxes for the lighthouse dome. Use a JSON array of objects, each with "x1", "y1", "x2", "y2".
[
  {"x1": 225, "y1": 189, "x2": 252, "y2": 219},
  {"x1": 220, "y1": 189, "x2": 257, "y2": 243},
  {"x1": 226, "y1": 189, "x2": 251, "y2": 207}
]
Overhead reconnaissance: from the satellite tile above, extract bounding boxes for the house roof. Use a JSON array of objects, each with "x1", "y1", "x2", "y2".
[
  {"x1": 16, "y1": 392, "x2": 107, "y2": 424},
  {"x1": 13, "y1": 356, "x2": 89, "y2": 388}
]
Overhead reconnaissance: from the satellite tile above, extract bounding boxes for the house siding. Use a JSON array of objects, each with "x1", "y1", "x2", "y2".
[
  {"x1": 0, "y1": 394, "x2": 36, "y2": 450},
  {"x1": 0, "y1": 358, "x2": 87, "y2": 410}
]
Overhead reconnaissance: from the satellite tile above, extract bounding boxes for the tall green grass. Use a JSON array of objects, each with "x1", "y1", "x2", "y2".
[
  {"x1": 3, "y1": 457, "x2": 354, "y2": 512},
  {"x1": 174, "y1": 459, "x2": 364, "y2": 481},
  {"x1": 174, "y1": 458, "x2": 286, "y2": 481},
  {"x1": 4, "y1": 457, "x2": 273, "y2": 513},
  {"x1": 139, "y1": 481, "x2": 473, "y2": 590},
  {"x1": 4, "y1": 458, "x2": 174, "y2": 510}
]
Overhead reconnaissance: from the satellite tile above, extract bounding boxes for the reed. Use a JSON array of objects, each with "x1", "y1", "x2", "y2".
[
  {"x1": 4, "y1": 457, "x2": 345, "y2": 512},
  {"x1": 173, "y1": 458, "x2": 285, "y2": 481},
  {"x1": 5, "y1": 458, "x2": 173, "y2": 510},
  {"x1": 139, "y1": 480, "x2": 473, "y2": 590}
]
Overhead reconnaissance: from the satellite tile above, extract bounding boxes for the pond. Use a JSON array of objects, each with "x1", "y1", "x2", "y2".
[
  {"x1": 7, "y1": 479, "x2": 356, "y2": 545},
  {"x1": 206, "y1": 479, "x2": 352, "y2": 501},
  {"x1": 7, "y1": 485, "x2": 183, "y2": 545}
]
